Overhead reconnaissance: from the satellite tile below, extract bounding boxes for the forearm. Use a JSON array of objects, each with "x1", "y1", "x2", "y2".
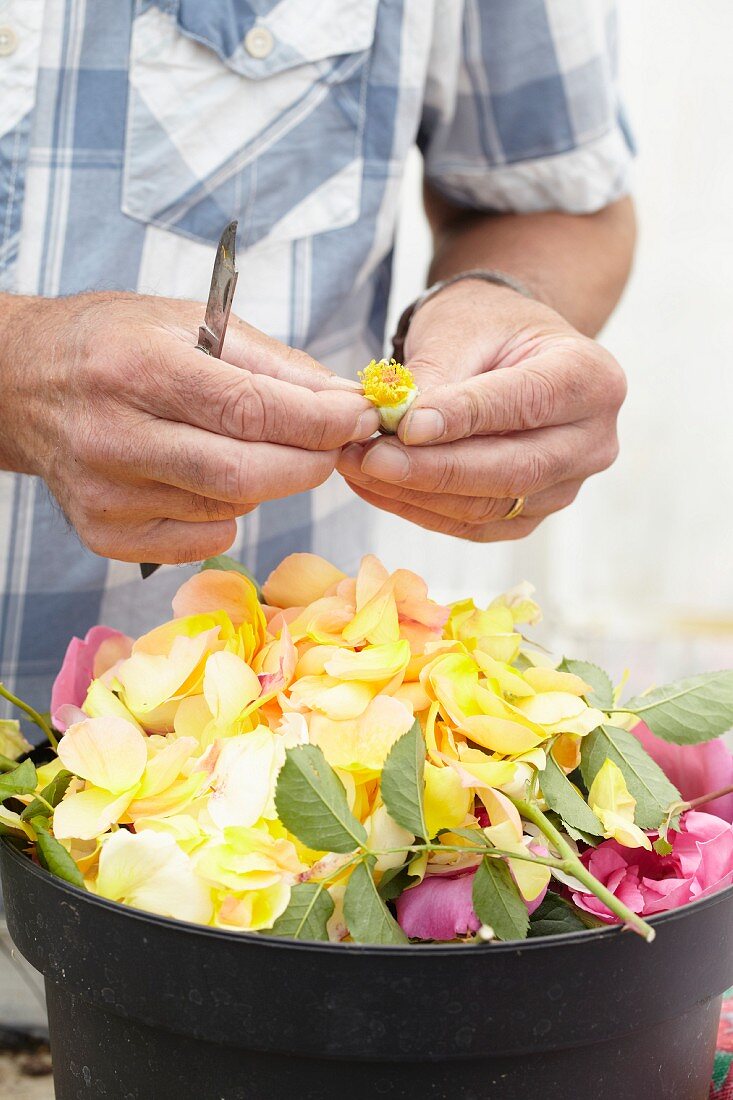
[
  {"x1": 0, "y1": 293, "x2": 38, "y2": 472},
  {"x1": 424, "y1": 187, "x2": 636, "y2": 337}
]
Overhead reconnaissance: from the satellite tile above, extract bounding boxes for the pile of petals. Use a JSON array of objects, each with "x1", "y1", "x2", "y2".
[{"x1": 1, "y1": 553, "x2": 733, "y2": 945}]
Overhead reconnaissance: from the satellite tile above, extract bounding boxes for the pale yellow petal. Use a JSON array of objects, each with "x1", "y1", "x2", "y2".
[
  {"x1": 523, "y1": 667, "x2": 593, "y2": 696},
  {"x1": 324, "y1": 640, "x2": 411, "y2": 682},
  {"x1": 83, "y1": 680, "x2": 144, "y2": 731},
  {"x1": 478, "y1": 787, "x2": 523, "y2": 839},
  {"x1": 424, "y1": 763, "x2": 472, "y2": 837},
  {"x1": 463, "y1": 715, "x2": 545, "y2": 755},
  {"x1": 173, "y1": 694, "x2": 216, "y2": 750},
  {"x1": 53, "y1": 786, "x2": 136, "y2": 840},
  {"x1": 0, "y1": 720, "x2": 31, "y2": 761},
  {"x1": 342, "y1": 580, "x2": 399, "y2": 647},
  {"x1": 309, "y1": 695, "x2": 413, "y2": 773},
  {"x1": 215, "y1": 880, "x2": 292, "y2": 932},
  {"x1": 203, "y1": 650, "x2": 262, "y2": 728},
  {"x1": 136, "y1": 737, "x2": 198, "y2": 799},
  {"x1": 116, "y1": 627, "x2": 222, "y2": 716},
  {"x1": 95, "y1": 829, "x2": 213, "y2": 923},
  {"x1": 207, "y1": 729, "x2": 281, "y2": 829},
  {"x1": 366, "y1": 804, "x2": 414, "y2": 872},
  {"x1": 126, "y1": 772, "x2": 205, "y2": 822},
  {"x1": 514, "y1": 692, "x2": 587, "y2": 726},
  {"x1": 58, "y1": 717, "x2": 147, "y2": 793},
  {"x1": 473, "y1": 652, "x2": 535, "y2": 698},
  {"x1": 290, "y1": 676, "x2": 377, "y2": 720},
  {"x1": 588, "y1": 758, "x2": 652, "y2": 850}
]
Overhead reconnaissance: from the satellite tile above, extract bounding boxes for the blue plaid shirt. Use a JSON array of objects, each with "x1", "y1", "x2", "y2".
[{"x1": 0, "y1": 0, "x2": 632, "y2": 719}]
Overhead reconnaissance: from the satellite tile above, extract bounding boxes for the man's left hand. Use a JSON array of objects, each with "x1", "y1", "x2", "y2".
[{"x1": 337, "y1": 280, "x2": 627, "y2": 541}]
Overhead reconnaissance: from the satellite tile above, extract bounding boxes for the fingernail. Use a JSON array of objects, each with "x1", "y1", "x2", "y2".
[
  {"x1": 402, "y1": 408, "x2": 445, "y2": 445},
  {"x1": 361, "y1": 441, "x2": 410, "y2": 482},
  {"x1": 351, "y1": 409, "x2": 380, "y2": 442}
]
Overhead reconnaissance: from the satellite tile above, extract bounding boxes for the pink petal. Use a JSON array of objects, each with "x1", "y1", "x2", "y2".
[
  {"x1": 51, "y1": 627, "x2": 132, "y2": 731},
  {"x1": 634, "y1": 722, "x2": 733, "y2": 822},
  {"x1": 396, "y1": 870, "x2": 480, "y2": 941}
]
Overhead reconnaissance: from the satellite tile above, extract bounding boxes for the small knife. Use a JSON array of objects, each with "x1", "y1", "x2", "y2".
[{"x1": 141, "y1": 220, "x2": 239, "y2": 579}]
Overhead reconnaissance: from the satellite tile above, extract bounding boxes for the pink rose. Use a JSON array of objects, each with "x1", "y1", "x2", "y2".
[
  {"x1": 396, "y1": 857, "x2": 548, "y2": 941},
  {"x1": 634, "y1": 721, "x2": 733, "y2": 823},
  {"x1": 572, "y1": 810, "x2": 733, "y2": 923},
  {"x1": 50, "y1": 626, "x2": 133, "y2": 732}
]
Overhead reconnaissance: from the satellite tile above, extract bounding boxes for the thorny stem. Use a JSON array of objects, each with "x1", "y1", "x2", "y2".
[
  {"x1": 514, "y1": 797, "x2": 656, "y2": 943},
  {"x1": 0, "y1": 683, "x2": 57, "y2": 751},
  {"x1": 369, "y1": 843, "x2": 564, "y2": 870}
]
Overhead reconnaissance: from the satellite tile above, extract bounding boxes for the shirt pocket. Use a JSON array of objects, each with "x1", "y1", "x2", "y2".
[{"x1": 122, "y1": 0, "x2": 378, "y2": 250}]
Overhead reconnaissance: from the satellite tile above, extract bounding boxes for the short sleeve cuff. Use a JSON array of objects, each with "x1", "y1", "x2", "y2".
[{"x1": 426, "y1": 124, "x2": 634, "y2": 216}]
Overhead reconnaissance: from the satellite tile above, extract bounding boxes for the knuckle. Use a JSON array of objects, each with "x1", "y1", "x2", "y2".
[
  {"x1": 217, "y1": 374, "x2": 267, "y2": 440},
  {"x1": 503, "y1": 446, "x2": 546, "y2": 496},
  {"x1": 596, "y1": 432, "x2": 620, "y2": 472},
  {"x1": 516, "y1": 370, "x2": 558, "y2": 429},
  {"x1": 177, "y1": 522, "x2": 235, "y2": 564},
  {"x1": 463, "y1": 496, "x2": 506, "y2": 525},
  {"x1": 462, "y1": 387, "x2": 488, "y2": 438},
  {"x1": 79, "y1": 521, "x2": 115, "y2": 559},
  {"x1": 429, "y1": 451, "x2": 471, "y2": 495},
  {"x1": 593, "y1": 346, "x2": 628, "y2": 410},
  {"x1": 220, "y1": 451, "x2": 251, "y2": 501}
]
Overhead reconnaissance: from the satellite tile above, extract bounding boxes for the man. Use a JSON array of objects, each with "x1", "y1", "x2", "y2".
[{"x1": 0, "y1": 0, "x2": 633, "y2": 712}]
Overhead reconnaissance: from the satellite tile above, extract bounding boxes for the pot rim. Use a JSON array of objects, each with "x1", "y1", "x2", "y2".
[{"x1": 5, "y1": 837, "x2": 733, "y2": 957}]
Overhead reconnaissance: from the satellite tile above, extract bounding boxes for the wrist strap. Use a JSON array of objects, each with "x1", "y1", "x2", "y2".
[{"x1": 391, "y1": 268, "x2": 533, "y2": 363}]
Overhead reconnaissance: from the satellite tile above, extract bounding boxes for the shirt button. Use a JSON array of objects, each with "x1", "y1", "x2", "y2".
[
  {"x1": 0, "y1": 26, "x2": 18, "y2": 57},
  {"x1": 244, "y1": 26, "x2": 274, "y2": 60}
]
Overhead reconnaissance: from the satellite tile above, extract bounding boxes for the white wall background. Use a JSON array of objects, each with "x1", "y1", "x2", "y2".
[{"x1": 378, "y1": 0, "x2": 733, "y2": 693}]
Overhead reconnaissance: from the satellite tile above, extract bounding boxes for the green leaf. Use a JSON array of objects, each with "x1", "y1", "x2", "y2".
[
  {"x1": 268, "y1": 883, "x2": 334, "y2": 941},
  {"x1": 274, "y1": 745, "x2": 367, "y2": 854},
  {"x1": 21, "y1": 770, "x2": 73, "y2": 822},
  {"x1": 200, "y1": 555, "x2": 262, "y2": 599},
  {"x1": 377, "y1": 863, "x2": 412, "y2": 902},
  {"x1": 0, "y1": 759, "x2": 37, "y2": 803},
  {"x1": 343, "y1": 859, "x2": 407, "y2": 944},
  {"x1": 380, "y1": 719, "x2": 428, "y2": 839},
  {"x1": 580, "y1": 725, "x2": 680, "y2": 830},
  {"x1": 528, "y1": 891, "x2": 599, "y2": 937},
  {"x1": 620, "y1": 671, "x2": 733, "y2": 745},
  {"x1": 31, "y1": 820, "x2": 85, "y2": 888},
  {"x1": 449, "y1": 827, "x2": 491, "y2": 848},
  {"x1": 558, "y1": 658, "x2": 614, "y2": 709},
  {"x1": 653, "y1": 836, "x2": 674, "y2": 857},
  {"x1": 540, "y1": 754, "x2": 603, "y2": 836},
  {"x1": 472, "y1": 856, "x2": 528, "y2": 942},
  {"x1": 563, "y1": 823, "x2": 600, "y2": 848},
  {"x1": 0, "y1": 754, "x2": 21, "y2": 773}
]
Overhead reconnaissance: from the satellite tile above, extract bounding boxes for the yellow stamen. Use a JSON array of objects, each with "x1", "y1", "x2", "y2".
[{"x1": 358, "y1": 358, "x2": 416, "y2": 408}]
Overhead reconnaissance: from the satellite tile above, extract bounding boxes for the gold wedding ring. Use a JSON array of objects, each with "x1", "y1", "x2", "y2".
[{"x1": 503, "y1": 496, "x2": 526, "y2": 521}]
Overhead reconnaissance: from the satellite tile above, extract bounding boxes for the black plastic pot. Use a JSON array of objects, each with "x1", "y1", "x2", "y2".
[{"x1": 2, "y1": 838, "x2": 731, "y2": 1100}]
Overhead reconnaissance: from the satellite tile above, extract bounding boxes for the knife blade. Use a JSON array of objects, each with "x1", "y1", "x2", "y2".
[{"x1": 141, "y1": 219, "x2": 239, "y2": 579}]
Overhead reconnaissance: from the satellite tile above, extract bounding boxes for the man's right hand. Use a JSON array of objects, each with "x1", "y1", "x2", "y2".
[{"x1": 0, "y1": 292, "x2": 377, "y2": 564}]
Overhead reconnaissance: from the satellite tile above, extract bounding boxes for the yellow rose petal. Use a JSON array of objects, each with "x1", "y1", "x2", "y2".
[{"x1": 58, "y1": 717, "x2": 147, "y2": 793}]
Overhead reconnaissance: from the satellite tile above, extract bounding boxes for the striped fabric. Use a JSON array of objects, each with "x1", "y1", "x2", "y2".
[{"x1": 0, "y1": 0, "x2": 633, "y2": 725}]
